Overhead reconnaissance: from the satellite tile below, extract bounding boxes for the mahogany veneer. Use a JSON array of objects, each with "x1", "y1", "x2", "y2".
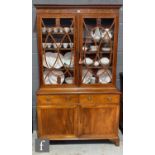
[{"x1": 35, "y1": 4, "x2": 122, "y2": 146}]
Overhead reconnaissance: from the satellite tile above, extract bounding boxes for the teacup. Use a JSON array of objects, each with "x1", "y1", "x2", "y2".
[
  {"x1": 91, "y1": 77, "x2": 96, "y2": 84},
  {"x1": 42, "y1": 43, "x2": 47, "y2": 48},
  {"x1": 82, "y1": 46, "x2": 88, "y2": 51},
  {"x1": 47, "y1": 27, "x2": 52, "y2": 33},
  {"x1": 64, "y1": 27, "x2": 70, "y2": 33},
  {"x1": 53, "y1": 27, "x2": 58, "y2": 33},
  {"x1": 94, "y1": 61, "x2": 99, "y2": 67},
  {"x1": 53, "y1": 43, "x2": 61, "y2": 48},
  {"x1": 42, "y1": 27, "x2": 46, "y2": 33},
  {"x1": 90, "y1": 45, "x2": 98, "y2": 51},
  {"x1": 59, "y1": 27, "x2": 63, "y2": 33},
  {"x1": 46, "y1": 43, "x2": 52, "y2": 48},
  {"x1": 69, "y1": 43, "x2": 74, "y2": 48},
  {"x1": 63, "y1": 43, "x2": 68, "y2": 48},
  {"x1": 70, "y1": 28, "x2": 73, "y2": 33}
]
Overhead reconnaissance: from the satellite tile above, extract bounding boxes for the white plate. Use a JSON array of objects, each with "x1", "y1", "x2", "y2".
[
  {"x1": 43, "y1": 52, "x2": 64, "y2": 69},
  {"x1": 65, "y1": 77, "x2": 74, "y2": 84},
  {"x1": 83, "y1": 57, "x2": 93, "y2": 65},
  {"x1": 102, "y1": 47, "x2": 111, "y2": 52},
  {"x1": 49, "y1": 70, "x2": 64, "y2": 84},
  {"x1": 82, "y1": 69, "x2": 93, "y2": 84},
  {"x1": 43, "y1": 70, "x2": 51, "y2": 84},
  {"x1": 64, "y1": 52, "x2": 74, "y2": 67},
  {"x1": 100, "y1": 57, "x2": 110, "y2": 65},
  {"x1": 97, "y1": 69, "x2": 112, "y2": 84}
]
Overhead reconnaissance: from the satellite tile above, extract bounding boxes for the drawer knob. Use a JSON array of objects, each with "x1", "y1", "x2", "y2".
[
  {"x1": 87, "y1": 96, "x2": 92, "y2": 101},
  {"x1": 66, "y1": 96, "x2": 71, "y2": 101},
  {"x1": 107, "y1": 97, "x2": 112, "y2": 101},
  {"x1": 46, "y1": 97, "x2": 51, "y2": 102}
]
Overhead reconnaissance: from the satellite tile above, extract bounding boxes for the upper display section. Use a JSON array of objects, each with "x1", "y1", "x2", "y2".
[{"x1": 35, "y1": 5, "x2": 121, "y2": 88}]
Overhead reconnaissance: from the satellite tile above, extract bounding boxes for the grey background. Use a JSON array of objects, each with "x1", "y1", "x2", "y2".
[{"x1": 32, "y1": 0, "x2": 123, "y2": 130}]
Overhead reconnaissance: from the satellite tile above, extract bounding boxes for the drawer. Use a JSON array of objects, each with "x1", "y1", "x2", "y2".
[
  {"x1": 37, "y1": 95, "x2": 78, "y2": 105},
  {"x1": 79, "y1": 94, "x2": 120, "y2": 104}
]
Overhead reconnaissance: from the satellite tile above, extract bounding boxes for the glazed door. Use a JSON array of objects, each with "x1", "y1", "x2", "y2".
[
  {"x1": 78, "y1": 103, "x2": 119, "y2": 138},
  {"x1": 78, "y1": 14, "x2": 119, "y2": 86},
  {"x1": 37, "y1": 14, "x2": 78, "y2": 87},
  {"x1": 37, "y1": 104, "x2": 78, "y2": 139}
]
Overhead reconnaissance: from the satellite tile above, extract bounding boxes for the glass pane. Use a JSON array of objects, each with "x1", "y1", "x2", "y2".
[
  {"x1": 41, "y1": 18, "x2": 75, "y2": 85},
  {"x1": 80, "y1": 18, "x2": 114, "y2": 85}
]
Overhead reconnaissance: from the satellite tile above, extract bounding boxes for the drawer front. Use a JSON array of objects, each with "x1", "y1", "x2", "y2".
[
  {"x1": 37, "y1": 95, "x2": 78, "y2": 105},
  {"x1": 79, "y1": 94, "x2": 120, "y2": 105}
]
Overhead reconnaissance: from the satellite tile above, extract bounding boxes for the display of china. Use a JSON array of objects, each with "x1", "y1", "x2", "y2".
[
  {"x1": 53, "y1": 27, "x2": 58, "y2": 33},
  {"x1": 90, "y1": 76, "x2": 96, "y2": 84},
  {"x1": 102, "y1": 47, "x2": 111, "y2": 52},
  {"x1": 43, "y1": 52, "x2": 64, "y2": 69},
  {"x1": 65, "y1": 77, "x2": 74, "y2": 84},
  {"x1": 62, "y1": 43, "x2": 68, "y2": 48},
  {"x1": 82, "y1": 46, "x2": 88, "y2": 51},
  {"x1": 59, "y1": 27, "x2": 64, "y2": 33},
  {"x1": 69, "y1": 43, "x2": 73, "y2": 48},
  {"x1": 97, "y1": 69, "x2": 112, "y2": 84},
  {"x1": 64, "y1": 52, "x2": 74, "y2": 67},
  {"x1": 90, "y1": 45, "x2": 98, "y2": 51},
  {"x1": 53, "y1": 43, "x2": 61, "y2": 48},
  {"x1": 82, "y1": 69, "x2": 93, "y2": 84},
  {"x1": 90, "y1": 27, "x2": 101, "y2": 42},
  {"x1": 64, "y1": 27, "x2": 70, "y2": 33},
  {"x1": 47, "y1": 27, "x2": 52, "y2": 33},
  {"x1": 94, "y1": 61, "x2": 100, "y2": 67},
  {"x1": 100, "y1": 57, "x2": 110, "y2": 65},
  {"x1": 49, "y1": 70, "x2": 65, "y2": 84},
  {"x1": 83, "y1": 57, "x2": 93, "y2": 65},
  {"x1": 42, "y1": 43, "x2": 47, "y2": 49},
  {"x1": 46, "y1": 43, "x2": 52, "y2": 48},
  {"x1": 43, "y1": 70, "x2": 51, "y2": 84},
  {"x1": 101, "y1": 28, "x2": 112, "y2": 42},
  {"x1": 42, "y1": 27, "x2": 46, "y2": 33},
  {"x1": 70, "y1": 27, "x2": 73, "y2": 33}
]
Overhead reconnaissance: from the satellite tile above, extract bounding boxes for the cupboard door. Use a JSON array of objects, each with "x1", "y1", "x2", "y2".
[
  {"x1": 37, "y1": 14, "x2": 78, "y2": 87},
  {"x1": 37, "y1": 104, "x2": 78, "y2": 139},
  {"x1": 78, "y1": 14, "x2": 119, "y2": 86},
  {"x1": 79, "y1": 104, "x2": 119, "y2": 138}
]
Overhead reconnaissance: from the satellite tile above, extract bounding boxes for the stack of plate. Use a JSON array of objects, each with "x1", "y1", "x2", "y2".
[
  {"x1": 43, "y1": 52, "x2": 64, "y2": 69},
  {"x1": 64, "y1": 52, "x2": 74, "y2": 67},
  {"x1": 97, "y1": 69, "x2": 112, "y2": 84},
  {"x1": 43, "y1": 70, "x2": 64, "y2": 84},
  {"x1": 82, "y1": 69, "x2": 93, "y2": 84}
]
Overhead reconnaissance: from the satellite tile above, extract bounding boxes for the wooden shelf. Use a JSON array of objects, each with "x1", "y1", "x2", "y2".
[
  {"x1": 42, "y1": 32, "x2": 73, "y2": 35},
  {"x1": 44, "y1": 48, "x2": 74, "y2": 51}
]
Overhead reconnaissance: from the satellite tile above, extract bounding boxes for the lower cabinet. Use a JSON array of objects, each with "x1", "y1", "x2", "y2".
[
  {"x1": 37, "y1": 94, "x2": 120, "y2": 141},
  {"x1": 37, "y1": 103, "x2": 78, "y2": 139},
  {"x1": 79, "y1": 104, "x2": 119, "y2": 139}
]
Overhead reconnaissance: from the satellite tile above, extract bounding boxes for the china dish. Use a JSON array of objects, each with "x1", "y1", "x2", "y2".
[
  {"x1": 82, "y1": 69, "x2": 93, "y2": 84},
  {"x1": 65, "y1": 77, "x2": 74, "y2": 84},
  {"x1": 49, "y1": 70, "x2": 64, "y2": 84},
  {"x1": 100, "y1": 57, "x2": 110, "y2": 65},
  {"x1": 64, "y1": 52, "x2": 74, "y2": 67},
  {"x1": 90, "y1": 45, "x2": 98, "y2": 51},
  {"x1": 43, "y1": 52, "x2": 64, "y2": 69},
  {"x1": 64, "y1": 27, "x2": 70, "y2": 33},
  {"x1": 102, "y1": 47, "x2": 111, "y2": 52},
  {"x1": 83, "y1": 57, "x2": 93, "y2": 65},
  {"x1": 97, "y1": 69, "x2": 112, "y2": 84}
]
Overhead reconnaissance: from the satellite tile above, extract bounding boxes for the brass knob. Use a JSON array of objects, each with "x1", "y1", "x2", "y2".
[
  {"x1": 87, "y1": 96, "x2": 92, "y2": 101},
  {"x1": 46, "y1": 97, "x2": 51, "y2": 102},
  {"x1": 66, "y1": 96, "x2": 71, "y2": 101},
  {"x1": 107, "y1": 97, "x2": 112, "y2": 101}
]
